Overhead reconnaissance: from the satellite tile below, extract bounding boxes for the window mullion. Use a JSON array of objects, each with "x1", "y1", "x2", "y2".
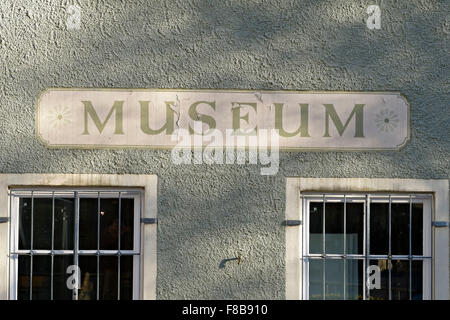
[
  {"x1": 388, "y1": 195, "x2": 392, "y2": 301},
  {"x1": 97, "y1": 192, "x2": 100, "y2": 301},
  {"x1": 29, "y1": 191, "x2": 34, "y2": 301},
  {"x1": 409, "y1": 195, "x2": 412, "y2": 300},
  {"x1": 429, "y1": 197, "x2": 433, "y2": 300},
  {"x1": 30, "y1": 191, "x2": 34, "y2": 300},
  {"x1": 8, "y1": 193, "x2": 13, "y2": 300},
  {"x1": 365, "y1": 194, "x2": 370, "y2": 300},
  {"x1": 73, "y1": 192, "x2": 80, "y2": 301},
  {"x1": 343, "y1": 195, "x2": 346, "y2": 300},
  {"x1": 50, "y1": 192, "x2": 55, "y2": 301},
  {"x1": 118, "y1": 191, "x2": 122, "y2": 301},
  {"x1": 304, "y1": 197, "x2": 309, "y2": 300},
  {"x1": 322, "y1": 194, "x2": 326, "y2": 300}
]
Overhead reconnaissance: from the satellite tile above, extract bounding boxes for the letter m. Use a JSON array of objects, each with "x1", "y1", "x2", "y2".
[
  {"x1": 323, "y1": 104, "x2": 365, "y2": 138},
  {"x1": 82, "y1": 100, "x2": 125, "y2": 135}
]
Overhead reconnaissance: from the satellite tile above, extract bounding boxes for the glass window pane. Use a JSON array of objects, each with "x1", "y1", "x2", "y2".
[
  {"x1": 412, "y1": 203, "x2": 423, "y2": 255},
  {"x1": 345, "y1": 259, "x2": 363, "y2": 300},
  {"x1": 17, "y1": 255, "x2": 31, "y2": 300},
  {"x1": 13, "y1": 191, "x2": 138, "y2": 300},
  {"x1": 325, "y1": 259, "x2": 344, "y2": 300},
  {"x1": 304, "y1": 195, "x2": 429, "y2": 301},
  {"x1": 120, "y1": 256, "x2": 134, "y2": 300},
  {"x1": 309, "y1": 259, "x2": 323, "y2": 300},
  {"x1": 411, "y1": 261, "x2": 423, "y2": 300},
  {"x1": 32, "y1": 256, "x2": 51, "y2": 300},
  {"x1": 369, "y1": 260, "x2": 389, "y2": 300},
  {"x1": 99, "y1": 256, "x2": 118, "y2": 300},
  {"x1": 391, "y1": 203, "x2": 409, "y2": 255},
  {"x1": 121, "y1": 199, "x2": 135, "y2": 250},
  {"x1": 79, "y1": 256, "x2": 98, "y2": 300},
  {"x1": 391, "y1": 259, "x2": 409, "y2": 300},
  {"x1": 370, "y1": 203, "x2": 389, "y2": 255},
  {"x1": 325, "y1": 203, "x2": 344, "y2": 254},
  {"x1": 346, "y1": 203, "x2": 364, "y2": 255},
  {"x1": 100, "y1": 199, "x2": 119, "y2": 250},
  {"x1": 18, "y1": 198, "x2": 32, "y2": 250},
  {"x1": 54, "y1": 198, "x2": 74, "y2": 250},
  {"x1": 309, "y1": 202, "x2": 323, "y2": 254},
  {"x1": 33, "y1": 198, "x2": 53, "y2": 250},
  {"x1": 79, "y1": 198, "x2": 99, "y2": 250},
  {"x1": 53, "y1": 255, "x2": 73, "y2": 300}
]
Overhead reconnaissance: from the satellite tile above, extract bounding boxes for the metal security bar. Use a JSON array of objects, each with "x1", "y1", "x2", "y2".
[
  {"x1": 322, "y1": 194, "x2": 325, "y2": 300},
  {"x1": 29, "y1": 191, "x2": 34, "y2": 301},
  {"x1": 302, "y1": 193, "x2": 433, "y2": 300},
  {"x1": 50, "y1": 192, "x2": 55, "y2": 300},
  {"x1": 388, "y1": 195, "x2": 392, "y2": 301},
  {"x1": 409, "y1": 195, "x2": 412, "y2": 300},
  {"x1": 117, "y1": 192, "x2": 121, "y2": 300},
  {"x1": 8, "y1": 189, "x2": 142, "y2": 300},
  {"x1": 97, "y1": 191, "x2": 100, "y2": 301},
  {"x1": 73, "y1": 191, "x2": 79, "y2": 300},
  {"x1": 343, "y1": 195, "x2": 346, "y2": 301}
]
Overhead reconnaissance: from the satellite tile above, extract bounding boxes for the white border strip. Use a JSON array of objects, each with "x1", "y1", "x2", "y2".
[
  {"x1": 0, "y1": 174, "x2": 158, "y2": 300},
  {"x1": 285, "y1": 178, "x2": 449, "y2": 300}
]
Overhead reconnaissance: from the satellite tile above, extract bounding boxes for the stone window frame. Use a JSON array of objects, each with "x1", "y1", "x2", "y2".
[
  {"x1": 285, "y1": 178, "x2": 449, "y2": 300},
  {"x1": 0, "y1": 174, "x2": 157, "y2": 300}
]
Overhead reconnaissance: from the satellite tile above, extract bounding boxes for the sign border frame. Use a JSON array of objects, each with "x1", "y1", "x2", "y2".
[{"x1": 35, "y1": 88, "x2": 411, "y2": 151}]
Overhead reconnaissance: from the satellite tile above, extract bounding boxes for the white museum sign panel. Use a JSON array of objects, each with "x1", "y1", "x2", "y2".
[{"x1": 36, "y1": 89, "x2": 410, "y2": 150}]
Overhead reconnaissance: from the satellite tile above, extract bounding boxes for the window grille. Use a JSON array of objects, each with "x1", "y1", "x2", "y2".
[
  {"x1": 302, "y1": 193, "x2": 432, "y2": 300},
  {"x1": 8, "y1": 189, "x2": 142, "y2": 300}
]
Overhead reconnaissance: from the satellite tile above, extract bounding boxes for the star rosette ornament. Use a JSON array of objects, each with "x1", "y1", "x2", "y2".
[
  {"x1": 374, "y1": 109, "x2": 399, "y2": 133},
  {"x1": 46, "y1": 105, "x2": 72, "y2": 129}
]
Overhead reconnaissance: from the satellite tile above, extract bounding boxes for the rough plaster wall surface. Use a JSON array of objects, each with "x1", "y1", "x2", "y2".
[{"x1": 0, "y1": 0, "x2": 448, "y2": 299}]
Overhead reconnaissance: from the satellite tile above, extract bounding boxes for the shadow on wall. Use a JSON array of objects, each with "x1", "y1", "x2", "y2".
[
  {"x1": 219, "y1": 256, "x2": 241, "y2": 269},
  {"x1": 0, "y1": 0, "x2": 447, "y2": 175},
  {"x1": 0, "y1": 0, "x2": 448, "y2": 299}
]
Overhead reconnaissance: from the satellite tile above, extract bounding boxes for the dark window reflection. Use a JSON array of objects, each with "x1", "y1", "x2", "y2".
[
  {"x1": 346, "y1": 260, "x2": 363, "y2": 300},
  {"x1": 32, "y1": 256, "x2": 51, "y2": 300},
  {"x1": 53, "y1": 255, "x2": 73, "y2": 300},
  {"x1": 370, "y1": 203, "x2": 389, "y2": 254},
  {"x1": 79, "y1": 256, "x2": 98, "y2": 300},
  {"x1": 325, "y1": 259, "x2": 344, "y2": 300},
  {"x1": 309, "y1": 259, "x2": 323, "y2": 300},
  {"x1": 391, "y1": 203, "x2": 409, "y2": 255},
  {"x1": 309, "y1": 202, "x2": 323, "y2": 254},
  {"x1": 18, "y1": 198, "x2": 32, "y2": 250},
  {"x1": 54, "y1": 198, "x2": 74, "y2": 250},
  {"x1": 120, "y1": 256, "x2": 134, "y2": 300},
  {"x1": 325, "y1": 203, "x2": 344, "y2": 254},
  {"x1": 17, "y1": 255, "x2": 30, "y2": 300},
  {"x1": 121, "y1": 199, "x2": 134, "y2": 250},
  {"x1": 100, "y1": 199, "x2": 119, "y2": 250},
  {"x1": 79, "y1": 198, "x2": 98, "y2": 250},
  {"x1": 33, "y1": 199, "x2": 52, "y2": 250},
  {"x1": 346, "y1": 203, "x2": 364, "y2": 255},
  {"x1": 412, "y1": 203, "x2": 423, "y2": 255},
  {"x1": 99, "y1": 256, "x2": 118, "y2": 300},
  {"x1": 100, "y1": 198, "x2": 134, "y2": 250},
  {"x1": 391, "y1": 260, "x2": 409, "y2": 300},
  {"x1": 411, "y1": 261, "x2": 423, "y2": 300}
]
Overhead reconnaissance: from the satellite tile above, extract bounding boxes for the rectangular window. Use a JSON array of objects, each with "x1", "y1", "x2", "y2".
[
  {"x1": 302, "y1": 193, "x2": 432, "y2": 300},
  {"x1": 8, "y1": 189, "x2": 142, "y2": 300}
]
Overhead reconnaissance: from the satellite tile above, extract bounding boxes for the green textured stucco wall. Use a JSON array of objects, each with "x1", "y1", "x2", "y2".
[{"x1": 0, "y1": 0, "x2": 448, "y2": 299}]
